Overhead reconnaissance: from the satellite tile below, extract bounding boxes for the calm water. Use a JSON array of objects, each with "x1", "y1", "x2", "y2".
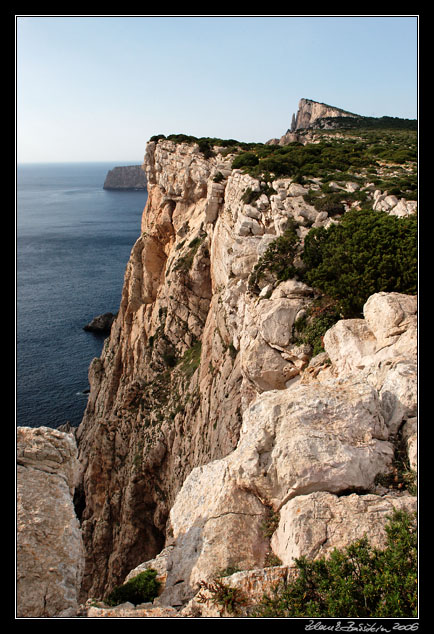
[{"x1": 17, "y1": 162, "x2": 147, "y2": 429}]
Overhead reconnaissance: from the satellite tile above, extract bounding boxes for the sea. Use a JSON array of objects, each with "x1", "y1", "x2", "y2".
[{"x1": 16, "y1": 162, "x2": 148, "y2": 429}]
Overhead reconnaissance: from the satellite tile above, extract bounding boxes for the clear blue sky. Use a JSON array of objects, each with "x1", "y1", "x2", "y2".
[{"x1": 16, "y1": 15, "x2": 418, "y2": 163}]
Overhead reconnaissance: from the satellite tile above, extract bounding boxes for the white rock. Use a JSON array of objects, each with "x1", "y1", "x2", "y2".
[
  {"x1": 161, "y1": 460, "x2": 269, "y2": 606},
  {"x1": 271, "y1": 279, "x2": 313, "y2": 299},
  {"x1": 345, "y1": 182, "x2": 360, "y2": 193},
  {"x1": 272, "y1": 491, "x2": 417, "y2": 564},
  {"x1": 324, "y1": 293, "x2": 417, "y2": 377},
  {"x1": 231, "y1": 376, "x2": 393, "y2": 509},
  {"x1": 363, "y1": 292, "x2": 417, "y2": 352},
  {"x1": 323, "y1": 319, "x2": 377, "y2": 375},
  {"x1": 384, "y1": 195, "x2": 399, "y2": 208},
  {"x1": 402, "y1": 417, "x2": 417, "y2": 472},
  {"x1": 161, "y1": 372, "x2": 394, "y2": 606},
  {"x1": 17, "y1": 427, "x2": 85, "y2": 618},
  {"x1": 235, "y1": 215, "x2": 254, "y2": 236},
  {"x1": 379, "y1": 361, "x2": 417, "y2": 435},
  {"x1": 250, "y1": 218, "x2": 264, "y2": 235},
  {"x1": 389, "y1": 199, "x2": 417, "y2": 217},
  {"x1": 259, "y1": 298, "x2": 303, "y2": 348},
  {"x1": 287, "y1": 183, "x2": 308, "y2": 196},
  {"x1": 240, "y1": 334, "x2": 292, "y2": 391},
  {"x1": 244, "y1": 204, "x2": 262, "y2": 220}
]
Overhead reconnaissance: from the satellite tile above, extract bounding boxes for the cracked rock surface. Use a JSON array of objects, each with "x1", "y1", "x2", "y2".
[{"x1": 17, "y1": 427, "x2": 85, "y2": 617}]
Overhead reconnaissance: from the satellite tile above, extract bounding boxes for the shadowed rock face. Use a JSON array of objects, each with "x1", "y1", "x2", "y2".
[
  {"x1": 103, "y1": 165, "x2": 147, "y2": 190},
  {"x1": 83, "y1": 312, "x2": 116, "y2": 334}
]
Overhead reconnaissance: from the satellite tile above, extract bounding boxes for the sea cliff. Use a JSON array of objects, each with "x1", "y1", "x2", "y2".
[
  {"x1": 103, "y1": 164, "x2": 147, "y2": 190},
  {"x1": 17, "y1": 100, "x2": 418, "y2": 617}
]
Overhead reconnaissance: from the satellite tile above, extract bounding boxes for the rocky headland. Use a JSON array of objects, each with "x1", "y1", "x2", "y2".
[
  {"x1": 103, "y1": 164, "x2": 147, "y2": 190},
  {"x1": 17, "y1": 100, "x2": 418, "y2": 618}
]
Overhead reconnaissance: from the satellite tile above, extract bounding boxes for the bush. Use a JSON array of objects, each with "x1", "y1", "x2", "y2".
[
  {"x1": 252, "y1": 510, "x2": 417, "y2": 618},
  {"x1": 105, "y1": 569, "x2": 160, "y2": 606},
  {"x1": 293, "y1": 298, "x2": 341, "y2": 356},
  {"x1": 197, "y1": 577, "x2": 247, "y2": 615},
  {"x1": 302, "y1": 208, "x2": 417, "y2": 317},
  {"x1": 248, "y1": 221, "x2": 301, "y2": 292},
  {"x1": 177, "y1": 340, "x2": 202, "y2": 378},
  {"x1": 231, "y1": 151, "x2": 259, "y2": 170}
]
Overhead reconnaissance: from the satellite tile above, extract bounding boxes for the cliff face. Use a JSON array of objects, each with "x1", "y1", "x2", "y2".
[
  {"x1": 291, "y1": 98, "x2": 359, "y2": 131},
  {"x1": 268, "y1": 98, "x2": 360, "y2": 145},
  {"x1": 103, "y1": 165, "x2": 147, "y2": 190},
  {"x1": 17, "y1": 427, "x2": 85, "y2": 617},
  {"x1": 76, "y1": 140, "x2": 245, "y2": 598},
  {"x1": 75, "y1": 137, "x2": 417, "y2": 606}
]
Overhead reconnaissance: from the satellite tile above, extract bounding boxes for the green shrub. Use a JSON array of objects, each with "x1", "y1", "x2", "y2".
[
  {"x1": 252, "y1": 510, "x2": 417, "y2": 618},
  {"x1": 197, "y1": 577, "x2": 247, "y2": 614},
  {"x1": 177, "y1": 340, "x2": 202, "y2": 378},
  {"x1": 248, "y1": 221, "x2": 301, "y2": 292},
  {"x1": 293, "y1": 298, "x2": 341, "y2": 356},
  {"x1": 173, "y1": 235, "x2": 204, "y2": 273},
  {"x1": 241, "y1": 183, "x2": 276, "y2": 205},
  {"x1": 105, "y1": 569, "x2": 160, "y2": 606},
  {"x1": 232, "y1": 152, "x2": 259, "y2": 170},
  {"x1": 302, "y1": 208, "x2": 417, "y2": 317}
]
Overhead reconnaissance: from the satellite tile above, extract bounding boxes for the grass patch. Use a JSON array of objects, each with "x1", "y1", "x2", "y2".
[
  {"x1": 105, "y1": 569, "x2": 160, "y2": 607},
  {"x1": 177, "y1": 340, "x2": 202, "y2": 379}
]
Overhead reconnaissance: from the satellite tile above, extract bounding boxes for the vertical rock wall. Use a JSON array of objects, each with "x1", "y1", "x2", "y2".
[{"x1": 17, "y1": 427, "x2": 85, "y2": 617}]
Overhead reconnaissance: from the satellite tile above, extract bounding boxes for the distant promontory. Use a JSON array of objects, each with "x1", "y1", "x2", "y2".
[{"x1": 103, "y1": 165, "x2": 147, "y2": 190}]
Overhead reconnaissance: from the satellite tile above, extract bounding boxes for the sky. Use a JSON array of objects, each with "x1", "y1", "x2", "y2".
[{"x1": 16, "y1": 15, "x2": 418, "y2": 164}]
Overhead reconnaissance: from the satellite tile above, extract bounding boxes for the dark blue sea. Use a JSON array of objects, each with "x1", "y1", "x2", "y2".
[{"x1": 17, "y1": 162, "x2": 148, "y2": 429}]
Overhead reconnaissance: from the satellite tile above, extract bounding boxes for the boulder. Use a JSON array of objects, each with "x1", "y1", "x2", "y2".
[
  {"x1": 230, "y1": 376, "x2": 393, "y2": 509},
  {"x1": 17, "y1": 427, "x2": 84, "y2": 617},
  {"x1": 83, "y1": 312, "x2": 116, "y2": 334},
  {"x1": 271, "y1": 490, "x2": 417, "y2": 564},
  {"x1": 159, "y1": 459, "x2": 270, "y2": 607},
  {"x1": 155, "y1": 373, "x2": 394, "y2": 607},
  {"x1": 323, "y1": 292, "x2": 417, "y2": 375}
]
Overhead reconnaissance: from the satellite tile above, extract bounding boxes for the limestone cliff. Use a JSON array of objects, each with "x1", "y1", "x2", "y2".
[
  {"x1": 17, "y1": 427, "x2": 85, "y2": 617},
  {"x1": 268, "y1": 98, "x2": 360, "y2": 145},
  {"x1": 103, "y1": 164, "x2": 147, "y2": 190},
  {"x1": 75, "y1": 134, "x2": 417, "y2": 609},
  {"x1": 291, "y1": 98, "x2": 359, "y2": 131}
]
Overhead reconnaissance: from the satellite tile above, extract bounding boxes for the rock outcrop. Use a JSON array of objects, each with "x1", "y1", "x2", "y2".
[
  {"x1": 268, "y1": 98, "x2": 360, "y2": 145},
  {"x1": 74, "y1": 135, "x2": 417, "y2": 614},
  {"x1": 17, "y1": 427, "x2": 85, "y2": 617},
  {"x1": 83, "y1": 312, "x2": 116, "y2": 334},
  {"x1": 103, "y1": 165, "x2": 147, "y2": 190},
  {"x1": 291, "y1": 98, "x2": 359, "y2": 132}
]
